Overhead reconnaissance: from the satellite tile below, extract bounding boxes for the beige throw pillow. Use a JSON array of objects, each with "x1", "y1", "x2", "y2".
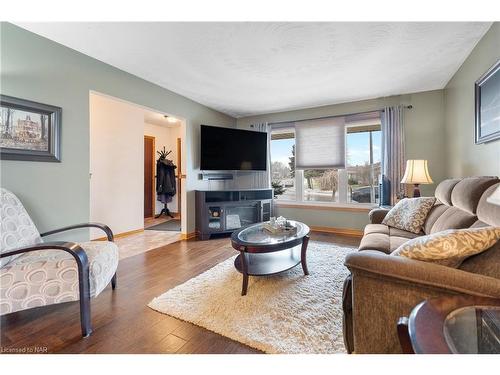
[
  {"x1": 392, "y1": 226, "x2": 500, "y2": 268},
  {"x1": 382, "y1": 197, "x2": 436, "y2": 234}
]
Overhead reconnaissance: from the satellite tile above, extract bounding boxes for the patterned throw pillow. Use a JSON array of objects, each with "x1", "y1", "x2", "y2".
[
  {"x1": 392, "y1": 226, "x2": 500, "y2": 268},
  {"x1": 382, "y1": 197, "x2": 436, "y2": 234}
]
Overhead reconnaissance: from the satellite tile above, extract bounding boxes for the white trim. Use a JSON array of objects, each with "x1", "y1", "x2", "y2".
[{"x1": 274, "y1": 200, "x2": 376, "y2": 210}]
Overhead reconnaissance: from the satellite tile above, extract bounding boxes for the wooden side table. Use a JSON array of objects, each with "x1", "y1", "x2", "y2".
[{"x1": 398, "y1": 296, "x2": 500, "y2": 354}]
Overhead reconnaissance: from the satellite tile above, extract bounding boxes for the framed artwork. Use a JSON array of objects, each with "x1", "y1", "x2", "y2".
[
  {"x1": 475, "y1": 60, "x2": 500, "y2": 144},
  {"x1": 0, "y1": 95, "x2": 61, "y2": 162}
]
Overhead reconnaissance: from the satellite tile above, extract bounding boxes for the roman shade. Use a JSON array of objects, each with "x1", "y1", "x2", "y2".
[{"x1": 295, "y1": 117, "x2": 346, "y2": 170}]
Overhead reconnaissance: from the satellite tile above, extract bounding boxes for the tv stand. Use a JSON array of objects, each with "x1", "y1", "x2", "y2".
[{"x1": 195, "y1": 189, "x2": 273, "y2": 240}]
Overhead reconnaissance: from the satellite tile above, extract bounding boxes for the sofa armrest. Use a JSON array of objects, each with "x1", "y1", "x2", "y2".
[
  {"x1": 368, "y1": 208, "x2": 390, "y2": 224},
  {"x1": 345, "y1": 250, "x2": 500, "y2": 297},
  {"x1": 343, "y1": 250, "x2": 500, "y2": 353}
]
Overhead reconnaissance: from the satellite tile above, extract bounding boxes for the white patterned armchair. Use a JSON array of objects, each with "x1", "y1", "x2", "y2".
[{"x1": 0, "y1": 188, "x2": 119, "y2": 337}]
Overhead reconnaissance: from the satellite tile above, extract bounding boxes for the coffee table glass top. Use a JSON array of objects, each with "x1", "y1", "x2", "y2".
[
  {"x1": 443, "y1": 306, "x2": 500, "y2": 354},
  {"x1": 234, "y1": 220, "x2": 309, "y2": 246}
]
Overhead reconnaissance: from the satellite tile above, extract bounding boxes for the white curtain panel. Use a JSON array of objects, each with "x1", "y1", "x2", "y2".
[
  {"x1": 251, "y1": 122, "x2": 271, "y2": 188},
  {"x1": 381, "y1": 106, "x2": 406, "y2": 205},
  {"x1": 295, "y1": 117, "x2": 346, "y2": 170}
]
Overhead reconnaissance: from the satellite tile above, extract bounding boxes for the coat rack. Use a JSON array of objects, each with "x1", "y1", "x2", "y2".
[
  {"x1": 155, "y1": 146, "x2": 175, "y2": 219},
  {"x1": 157, "y1": 147, "x2": 172, "y2": 161},
  {"x1": 156, "y1": 203, "x2": 175, "y2": 219}
]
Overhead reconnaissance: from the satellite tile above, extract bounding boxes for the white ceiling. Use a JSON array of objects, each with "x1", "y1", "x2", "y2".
[
  {"x1": 17, "y1": 22, "x2": 491, "y2": 118},
  {"x1": 143, "y1": 110, "x2": 181, "y2": 127}
]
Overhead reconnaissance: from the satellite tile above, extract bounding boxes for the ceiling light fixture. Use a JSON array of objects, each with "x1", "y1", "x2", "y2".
[{"x1": 164, "y1": 115, "x2": 178, "y2": 123}]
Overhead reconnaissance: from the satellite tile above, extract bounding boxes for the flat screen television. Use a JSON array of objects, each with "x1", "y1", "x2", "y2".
[{"x1": 200, "y1": 125, "x2": 267, "y2": 171}]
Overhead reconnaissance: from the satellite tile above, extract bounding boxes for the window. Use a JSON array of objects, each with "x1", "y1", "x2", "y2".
[
  {"x1": 303, "y1": 169, "x2": 339, "y2": 202},
  {"x1": 270, "y1": 128, "x2": 296, "y2": 201},
  {"x1": 346, "y1": 125, "x2": 381, "y2": 204},
  {"x1": 270, "y1": 112, "x2": 381, "y2": 205}
]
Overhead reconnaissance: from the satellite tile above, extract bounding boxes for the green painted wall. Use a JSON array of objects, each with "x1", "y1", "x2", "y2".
[
  {"x1": 444, "y1": 22, "x2": 500, "y2": 177},
  {"x1": 237, "y1": 90, "x2": 446, "y2": 230},
  {"x1": 0, "y1": 23, "x2": 236, "y2": 239}
]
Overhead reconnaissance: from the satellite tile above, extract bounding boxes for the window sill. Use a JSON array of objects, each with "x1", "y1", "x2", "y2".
[{"x1": 274, "y1": 201, "x2": 376, "y2": 212}]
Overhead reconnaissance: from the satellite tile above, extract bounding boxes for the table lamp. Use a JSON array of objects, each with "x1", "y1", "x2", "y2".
[
  {"x1": 401, "y1": 160, "x2": 433, "y2": 198},
  {"x1": 487, "y1": 185, "x2": 500, "y2": 206}
]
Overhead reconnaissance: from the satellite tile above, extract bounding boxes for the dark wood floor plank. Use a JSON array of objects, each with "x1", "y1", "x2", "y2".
[{"x1": 0, "y1": 233, "x2": 359, "y2": 354}]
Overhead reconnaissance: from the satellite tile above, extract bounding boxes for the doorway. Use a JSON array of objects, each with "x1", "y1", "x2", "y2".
[
  {"x1": 143, "y1": 112, "x2": 184, "y2": 233},
  {"x1": 144, "y1": 135, "x2": 155, "y2": 218},
  {"x1": 89, "y1": 91, "x2": 187, "y2": 243}
]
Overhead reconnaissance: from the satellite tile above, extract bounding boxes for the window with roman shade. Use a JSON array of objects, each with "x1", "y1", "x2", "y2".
[
  {"x1": 270, "y1": 110, "x2": 382, "y2": 205},
  {"x1": 295, "y1": 117, "x2": 346, "y2": 170}
]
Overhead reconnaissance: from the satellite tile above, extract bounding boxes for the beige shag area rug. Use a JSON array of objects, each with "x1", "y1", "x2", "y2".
[{"x1": 148, "y1": 242, "x2": 354, "y2": 354}]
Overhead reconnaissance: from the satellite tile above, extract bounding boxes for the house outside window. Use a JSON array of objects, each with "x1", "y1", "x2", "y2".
[{"x1": 270, "y1": 112, "x2": 381, "y2": 205}]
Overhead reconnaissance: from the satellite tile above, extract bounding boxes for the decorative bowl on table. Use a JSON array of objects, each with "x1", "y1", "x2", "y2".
[{"x1": 263, "y1": 216, "x2": 298, "y2": 235}]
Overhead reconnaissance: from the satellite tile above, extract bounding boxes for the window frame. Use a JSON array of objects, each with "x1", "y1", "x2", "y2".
[{"x1": 270, "y1": 117, "x2": 381, "y2": 209}]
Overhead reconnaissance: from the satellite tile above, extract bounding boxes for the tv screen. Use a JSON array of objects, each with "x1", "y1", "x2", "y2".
[{"x1": 200, "y1": 125, "x2": 267, "y2": 171}]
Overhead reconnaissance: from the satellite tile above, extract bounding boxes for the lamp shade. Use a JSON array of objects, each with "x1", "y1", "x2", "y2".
[
  {"x1": 487, "y1": 185, "x2": 500, "y2": 206},
  {"x1": 401, "y1": 160, "x2": 433, "y2": 184}
]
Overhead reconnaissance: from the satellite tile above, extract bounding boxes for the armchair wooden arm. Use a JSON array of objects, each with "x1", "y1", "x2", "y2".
[
  {"x1": 1, "y1": 241, "x2": 93, "y2": 337},
  {"x1": 40, "y1": 222, "x2": 114, "y2": 242}
]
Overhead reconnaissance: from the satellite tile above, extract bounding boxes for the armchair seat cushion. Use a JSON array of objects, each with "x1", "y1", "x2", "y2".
[{"x1": 0, "y1": 241, "x2": 118, "y2": 315}]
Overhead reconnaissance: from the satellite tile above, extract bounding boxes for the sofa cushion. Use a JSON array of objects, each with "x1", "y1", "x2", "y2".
[
  {"x1": 389, "y1": 227, "x2": 421, "y2": 239},
  {"x1": 359, "y1": 233, "x2": 391, "y2": 254},
  {"x1": 389, "y1": 236, "x2": 411, "y2": 252},
  {"x1": 364, "y1": 224, "x2": 389, "y2": 236},
  {"x1": 450, "y1": 177, "x2": 499, "y2": 215},
  {"x1": 0, "y1": 241, "x2": 119, "y2": 316},
  {"x1": 382, "y1": 197, "x2": 436, "y2": 234},
  {"x1": 460, "y1": 238, "x2": 500, "y2": 279},
  {"x1": 423, "y1": 204, "x2": 449, "y2": 234},
  {"x1": 434, "y1": 178, "x2": 461, "y2": 205},
  {"x1": 392, "y1": 227, "x2": 500, "y2": 268},
  {"x1": 430, "y1": 206, "x2": 477, "y2": 234},
  {"x1": 476, "y1": 183, "x2": 500, "y2": 227}
]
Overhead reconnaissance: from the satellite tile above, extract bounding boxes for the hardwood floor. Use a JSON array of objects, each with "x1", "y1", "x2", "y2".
[
  {"x1": 115, "y1": 230, "x2": 182, "y2": 260},
  {"x1": 0, "y1": 232, "x2": 359, "y2": 354}
]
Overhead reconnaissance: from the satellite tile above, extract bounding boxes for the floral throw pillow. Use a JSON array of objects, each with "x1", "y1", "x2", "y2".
[
  {"x1": 382, "y1": 197, "x2": 436, "y2": 234},
  {"x1": 392, "y1": 226, "x2": 500, "y2": 268}
]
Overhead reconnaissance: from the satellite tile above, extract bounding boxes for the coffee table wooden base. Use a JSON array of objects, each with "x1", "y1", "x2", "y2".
[{"x1": 234, "y1": 235, "x2": 309, "y2": 296}]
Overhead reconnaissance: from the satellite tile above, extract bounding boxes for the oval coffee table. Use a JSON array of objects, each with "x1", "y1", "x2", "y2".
[{"x1": 230, "y1": 220, "x2": 310, "y2": 296}]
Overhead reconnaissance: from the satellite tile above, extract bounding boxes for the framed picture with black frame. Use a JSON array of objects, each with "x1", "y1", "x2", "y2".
[
  {"x1": 0, "y1": 95, "x2": 61, "y2": 162},
  {"x1": 475, "y1": 60, "x2": 500, "y2": 144}
]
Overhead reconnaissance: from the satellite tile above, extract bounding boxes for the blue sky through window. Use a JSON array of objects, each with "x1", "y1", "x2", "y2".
[
  {"x1": 271, "y1": 138, "x2": 294, "y2": 165},
  {"x1": 347, "y1": 131, "x2": 381, "y2": 166}
]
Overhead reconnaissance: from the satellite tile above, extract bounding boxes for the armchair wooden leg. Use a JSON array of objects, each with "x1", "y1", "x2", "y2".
[
  {"x1": 111, "y1": 272, "x2": 117, "y2": 290},
  {"x1": 75, "y1": 251, "x2": 92, "y2": 337}
]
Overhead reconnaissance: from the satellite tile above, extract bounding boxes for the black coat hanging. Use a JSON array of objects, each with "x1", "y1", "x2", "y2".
[{"x1": 155, "y1": 147, "x2": 177, "y2": 218}]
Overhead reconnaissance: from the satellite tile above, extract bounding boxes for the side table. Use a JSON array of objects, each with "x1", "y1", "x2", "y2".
[{"x1": 398, "y1": 295, "x2": 500, "y2": 354}]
